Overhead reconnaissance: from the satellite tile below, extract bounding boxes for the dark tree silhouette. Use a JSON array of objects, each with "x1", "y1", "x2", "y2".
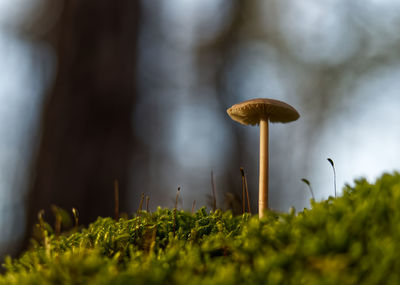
[
  {"x1": 23, "y1": 1, "x2": 140, "y2": 249},
  {"x1": 196, "y1": 0, "x2": 258, "y2": 212}
]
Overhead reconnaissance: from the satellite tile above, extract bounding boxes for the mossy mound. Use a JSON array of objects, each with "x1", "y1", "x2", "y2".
[{"x1": 3, "y1": 172, "x2": 400, "y2": 284}]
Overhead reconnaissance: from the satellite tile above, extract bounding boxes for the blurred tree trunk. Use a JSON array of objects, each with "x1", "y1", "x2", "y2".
[
  {"x1": 23, "y1": 1, "x2": 140, "y2": 249},
  {"x1": 197, "y1": 0, "x2": 253, "y2": 213}
]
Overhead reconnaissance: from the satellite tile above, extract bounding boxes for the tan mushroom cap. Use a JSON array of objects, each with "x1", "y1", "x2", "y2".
[{"x1": 227, "y1": 98, "x2": 300, "y2": 126}]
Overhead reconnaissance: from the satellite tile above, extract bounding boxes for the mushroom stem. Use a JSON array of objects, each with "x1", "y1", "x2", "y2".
[
  {"x1": 227, "y1": 98, "x2": 300, "y2": 218},
  {"x1": 259, "y1": 118, "x2": 269, "y2": 218}
]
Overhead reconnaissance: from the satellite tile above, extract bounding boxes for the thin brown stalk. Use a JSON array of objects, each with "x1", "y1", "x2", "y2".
[
  {"x1": 245, "y1": 173, "x2": 251, "y2": 214},
  {"x1": 327, "y1": 158, "x2": 337, "y2": 198},
  {"x1": 301, "y1": 178, "x2": 315, "y2": 200},
  {"x1": 38, "y1": 209, "x2": 45, "y2": 229},
  {"x1": 37, "y1": 209, "x2": 49, "y2": 250},
  {"x1": 240, "y1": 167, "x2": 245, "y2": 214},
  {"x1": 192, "y1": 200, "x2": 196, "y2": 214},
  {"x1": 175, "y1": 187, "x2": 181, "y2": 210},
  {"x1": 72, "y1": 208, "x2": 79, "y2": 229},
  {"x1": 240, "y1": 167, "x2": 251, "y2": 214},
  {"x1": 37, "y1": 209, "x2": 46, "y2": 242},
  {"x1": 138, "y1": 193, "x2": 145, "y2": 213},
  {"x1": 146, "y1": 196, "x2": 150, "y2": 212},
  {"x1": 173, "y1": 187, "x2": 181, "y2": 235},
  {"x1": 51, "y1": 205, "x2": 61, "y2": 239},
  {"x1": 136, "y1": 193, "x2": 145, "y2": 228},
  {"x1": 211, "y1": 171, "x2": 217, "y2": 211}
]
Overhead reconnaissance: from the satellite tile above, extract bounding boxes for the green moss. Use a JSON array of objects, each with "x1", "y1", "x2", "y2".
[{"x1": 3, "y1": 172, "x2": 400, "y2": 284}]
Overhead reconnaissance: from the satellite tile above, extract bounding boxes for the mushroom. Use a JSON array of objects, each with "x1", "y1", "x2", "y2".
[{"x1": 227, "y1": 98, "x2": 300, "y2": 218}]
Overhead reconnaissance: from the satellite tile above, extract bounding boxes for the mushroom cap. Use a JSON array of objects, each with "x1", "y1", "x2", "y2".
[{"x1": 227, "y1": 98, "x2": 300, "y2": 126}]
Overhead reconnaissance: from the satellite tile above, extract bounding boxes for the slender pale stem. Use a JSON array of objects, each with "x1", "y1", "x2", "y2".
[{"x1": 259, "y1": 119, "x2": 269, "y2": 218}]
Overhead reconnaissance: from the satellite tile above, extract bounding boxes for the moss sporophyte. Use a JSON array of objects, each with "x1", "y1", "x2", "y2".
[{"x1": 3, "y1": 172, "x2": 400, "y2": 284}]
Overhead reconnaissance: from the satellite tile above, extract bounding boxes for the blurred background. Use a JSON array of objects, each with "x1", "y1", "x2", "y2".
[{"x1": 1, "y1": 0, "x2": 400, "y2": 258}]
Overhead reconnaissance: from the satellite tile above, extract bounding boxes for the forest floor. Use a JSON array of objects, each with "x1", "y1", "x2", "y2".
[{"x1": 2, "y1": 172, "x2": 400, "y2": 284}]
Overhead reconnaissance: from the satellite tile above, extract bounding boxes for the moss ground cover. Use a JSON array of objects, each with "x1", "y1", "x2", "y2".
[{"x1": 3, "y1": 172, "x2": 400, "y2": 284}]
